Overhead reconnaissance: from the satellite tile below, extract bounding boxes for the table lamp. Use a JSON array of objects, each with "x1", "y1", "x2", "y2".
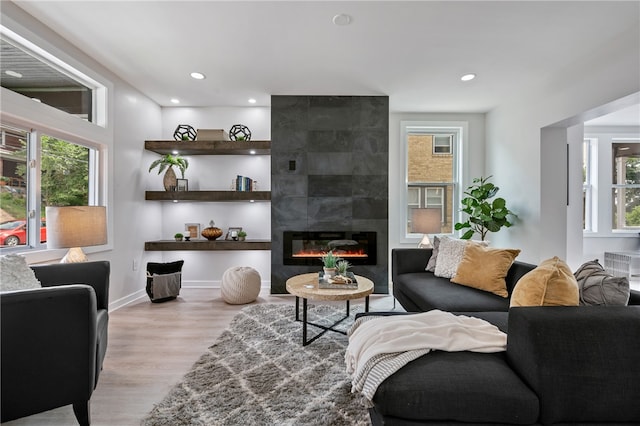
[
  {"x1": 46, "y1": 206, "x2": 107, "y2": 263},
  {"x1": 411, "y1": 208, "x2": 442, "y2": 248}
]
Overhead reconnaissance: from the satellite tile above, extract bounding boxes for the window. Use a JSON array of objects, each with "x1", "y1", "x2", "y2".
[
  {"x1": 432, "y1": 134, "x2": 453, "y2": 154},
  {"x1": 402, "y1": 123, "x2": 462, "y2": 240},
  {"x1": 612, "y1": 140, "x2": 640, "y2": 230},
  {"x1": 0, "y1": 124, "x2": 98, "y2": 250},
  {"x1": 0, "y1": 25, "x2": 106, "y2": 125}
]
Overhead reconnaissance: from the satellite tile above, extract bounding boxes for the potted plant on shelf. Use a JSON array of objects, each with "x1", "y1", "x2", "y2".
[
  {"x1": 174, "y1": 232, "x2": 184, "y2": 242},
  {"x1": 454, "y1": 175, "x2": 516, "y2": 241},
  {"x1": 320, "y1": 251, "x2": 341, "y2": 277},
  {"x1": 148, "y1": 154, "x2": 189, "y2": 191},
  {"x1": 237, "y1": 230, "x2": 247, "y2": 241}
]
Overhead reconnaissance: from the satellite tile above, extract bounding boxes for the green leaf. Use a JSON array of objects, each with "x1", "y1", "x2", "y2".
[
  {"x1": 461, "y1": 229, "x2": 475, "y2": 239},
  {"x1": 454, "y1": 222, "x2": 470, "y2": 230}
]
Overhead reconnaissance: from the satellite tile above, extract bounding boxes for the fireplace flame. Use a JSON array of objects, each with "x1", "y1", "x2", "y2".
[{"x1": 292, "y1": 248, "x2": 368, "y2": 258}]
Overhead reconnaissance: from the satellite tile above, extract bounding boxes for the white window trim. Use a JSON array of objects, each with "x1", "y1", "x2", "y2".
[
  {"x1": 400, "y1": 121, "x2": 467, "y2": 244},
  {"x1": 584, "y1": 129, "x2": 640, "y2": 237},
  {"x1": 0, "y1": 12, "x2": 113, "y2": 263}
]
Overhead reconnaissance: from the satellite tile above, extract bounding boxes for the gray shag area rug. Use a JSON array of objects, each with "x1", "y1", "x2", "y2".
[{"x1": 142, "y1": 303, "x2": 370, "y2": 426}]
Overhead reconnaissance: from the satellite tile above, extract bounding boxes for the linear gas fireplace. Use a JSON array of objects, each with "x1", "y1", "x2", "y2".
[{"x1": 283, "y1": 231, "x2": 377, "y2": 266}]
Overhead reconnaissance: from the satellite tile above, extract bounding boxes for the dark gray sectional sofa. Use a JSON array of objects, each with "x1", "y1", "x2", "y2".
[{"x1": 366, "y1": 248, "x2": 640, "y2": 425}]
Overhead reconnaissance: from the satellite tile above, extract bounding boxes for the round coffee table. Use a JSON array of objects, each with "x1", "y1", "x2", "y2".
[{"x1": 286, "y1": 272, "x2": 374, "y2": 346}]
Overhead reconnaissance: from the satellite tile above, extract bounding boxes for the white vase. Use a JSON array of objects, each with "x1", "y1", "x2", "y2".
[{"x1": 323, "y1": 267, "x2": 337, "y2": 278}]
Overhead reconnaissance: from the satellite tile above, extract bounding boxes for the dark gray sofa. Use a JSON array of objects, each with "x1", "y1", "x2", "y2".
[
  {"x1": 367, "y1": 248, "x2": 640, "y2": 425},
  {"x1": 1, "y1": 261, "x2": 110, "y2": 426},
  {"x1": 392, "y1": 248, "x2": 537, "y2": 313}
]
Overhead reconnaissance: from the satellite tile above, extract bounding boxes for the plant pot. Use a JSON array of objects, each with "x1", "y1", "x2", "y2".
[
  {"x1": 163, "y1": 167, "x2": 177, "y2": 191},
  {"x1": 323, "y1": 267, "x2": 337, "y2": 278},
  {"x1": 238, "y1": 236, "x2": 246, "y2": 241},
  {"x1": 175, "y1": 237, "x2": 183, "y2": 242}
]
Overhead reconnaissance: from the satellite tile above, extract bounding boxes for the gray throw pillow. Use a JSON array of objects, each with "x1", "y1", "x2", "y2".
[
  {"x1": 574, "y1": 259, "x2": 630, "y2": 306},
  {"x1": 425, "y1": 235, "x2": 441, "y2": 272}
]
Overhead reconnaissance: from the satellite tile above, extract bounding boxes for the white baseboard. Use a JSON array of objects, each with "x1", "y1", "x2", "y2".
[
  {"x1": 109, "y1": 281, "x2": 273, "y2": 312},
  {"x1": 182, "y1": 280, "x2": 271, "y2": 289},
  {"x1": 108, "y1": 289, "x2": 147, "y2": 312}
]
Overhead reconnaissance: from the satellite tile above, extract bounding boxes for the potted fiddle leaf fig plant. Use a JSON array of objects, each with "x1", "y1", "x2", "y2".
[
  {"x1": 454, "y1": 175, "x2": 516, "y2": 241},
  {"x1": 148, "y1": 154, "x2": 189, "y2": 191}
]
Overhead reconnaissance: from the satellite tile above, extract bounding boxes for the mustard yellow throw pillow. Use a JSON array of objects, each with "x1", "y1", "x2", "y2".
[
  {"x1": 451, "y1": 244, "x2": 521, "y2": 298},
  {"x1": 510, "y1": 256, "x2": 579, "y2": 307}
]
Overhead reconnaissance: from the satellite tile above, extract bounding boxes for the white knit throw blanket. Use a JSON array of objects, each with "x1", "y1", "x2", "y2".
[{"x1": 345, "y1": 310, "x2": 507, "y2": 404}]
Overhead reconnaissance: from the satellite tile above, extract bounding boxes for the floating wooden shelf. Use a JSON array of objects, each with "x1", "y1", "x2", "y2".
[
  {"x1": 144, "y1": 239, "x2": 271, "y2": 251},
  {"x1": 145, "y1": 190, "x2": 270, "y2": 202},
  {"x1": 145, "y1": 140, "x2": 271, "y2": 155}
]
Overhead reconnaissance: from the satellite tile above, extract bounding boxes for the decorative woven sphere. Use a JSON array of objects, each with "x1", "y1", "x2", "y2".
[
  {"x1": 221, "y1": 266, "x2": 261, "y2": 304},
  {"x1": 173, "y1": 124, "x2": 196, "y2": 141},
  {"x1": 229, "y1": 124, "x2": 252, "y2": 142}
]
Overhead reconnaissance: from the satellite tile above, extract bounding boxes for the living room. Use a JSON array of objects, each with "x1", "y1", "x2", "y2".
[{"x1": 1, "y1": 1, "x2": 639, "y2": 425}]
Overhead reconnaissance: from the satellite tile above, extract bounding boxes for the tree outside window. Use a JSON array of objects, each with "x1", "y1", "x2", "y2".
[{"x1": 1, "y1": 125, "x2": 90, "y2": 248}]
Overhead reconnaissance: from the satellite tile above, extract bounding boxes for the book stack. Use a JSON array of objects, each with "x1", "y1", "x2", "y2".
[{"x1": 235, "y1": 175, "x2": 255, "y2": 191}]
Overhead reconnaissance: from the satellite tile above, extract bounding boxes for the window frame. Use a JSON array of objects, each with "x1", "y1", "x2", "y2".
[
  {"x1": 611, "y1": 138, "x2": 640, "y2": 230},
  {"x1": 400, "y1": 121, "x2": 465, "y2": 243},
  {"x1": 432, "y1": 134, "x2": 453, "y2": 155},
  {"x1": 0, "y1": 124, "x2": 102, "y2": 253},
  {"x1": 582, "y1": 138, "x2": 597, "y2": 232},
  {"x1": 0, "y1": 18, "x2": 112, "y2": 263},
  {"x1": 0, "y1": 24, "x2": 107, "y2": 127}
]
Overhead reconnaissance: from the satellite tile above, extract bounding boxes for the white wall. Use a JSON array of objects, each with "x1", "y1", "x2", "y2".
[
  {"x1": 1, "y1": 2, "x2": 164, "y2": 310},
  {"x1": 154, "y1": 108, "x2": 272, "y2": 288},
  {"x1": 486, "y1": 25, "x2": 640, "y2": 267}
]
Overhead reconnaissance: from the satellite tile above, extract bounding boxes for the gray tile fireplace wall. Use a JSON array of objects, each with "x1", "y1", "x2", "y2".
[{"x1": 271, "y1": 95, "x2": 389, "y2": 294}]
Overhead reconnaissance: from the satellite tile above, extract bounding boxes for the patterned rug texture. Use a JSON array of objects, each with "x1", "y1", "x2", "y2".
[{"x1": 142, "y1": 303, "x2": 370, "y2": 426}]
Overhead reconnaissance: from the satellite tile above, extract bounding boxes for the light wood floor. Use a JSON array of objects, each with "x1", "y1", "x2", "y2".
[{"x1": 6, "y1": 288, "x2": 398, "y2": 425}]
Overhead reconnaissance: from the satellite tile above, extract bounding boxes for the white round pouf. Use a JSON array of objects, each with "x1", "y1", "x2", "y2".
[{"x1": 221, "y1": 266, "x2": 261, "y2": 304}]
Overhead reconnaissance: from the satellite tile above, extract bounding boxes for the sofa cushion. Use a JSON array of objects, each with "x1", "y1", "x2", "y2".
[
  {"x1": 434, "y1": 237, "x2": 488, "y2": 279},
  {"x1": 425, "y1": 235, "x2": 441, "y2": 272},
  {"x1": 0, "y1": 254, "x2": 41, "y2": 292},
  {"x1": 507, "y1": 306, "x2": 640, "y2": 424},
  {"x1": 510, "y1": 256, "x2": 579, "y2": 307},
  {"x1": 451, "y1": 244, "x2": 521, "y2": 298},
  {"x1": 574, "y1": 259, "x2": 630, "y2": 306},
  {"x1": 372, "y1": 350, "x2": 539, "y2": 424},
  {"x1": 395, "y1": 273, "x2": 511, "y2": 312}
]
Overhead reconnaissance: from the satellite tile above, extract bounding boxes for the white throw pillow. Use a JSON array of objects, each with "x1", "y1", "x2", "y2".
[
  {"x1": 0, "y1": 254, "x2": 42, "y2": 292},
  {"x1": 434, "y1": 237, "x2": 488, "y2": 278}
]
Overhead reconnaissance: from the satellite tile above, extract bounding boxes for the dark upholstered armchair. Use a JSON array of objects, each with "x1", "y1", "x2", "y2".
[{"x1": 1, "y1": 261, "x2": 110, "y2": 426}]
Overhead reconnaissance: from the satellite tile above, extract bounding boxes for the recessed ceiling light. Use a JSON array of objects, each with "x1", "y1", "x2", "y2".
[
  {"x1": 172, "y1": 150, "x2": 179, "y2": 155},
  {"x1": 5, "y1": 70, "x2": 22, "y2": 78},
  {"x1": 461, "y1": 73, "x2": 476, "y2": 81},
  {"x1": 248, "y1": 98, "x2": 257, "y2": 104},
  {"x1": 31, "y1": 98, "x2": 41, "y2": 103},
  {"x1": 170, "y1": 98, "x2": 180, "y2": 104},
  {"x1": 190, "y1": 72, "x2": 206, "y2": 80},
  {"x1": 332, "y1": 14, "x2": 352, "y2": 26},
  {"x1": 249, "y1": 150, "x2": 256, "y2": 155}
]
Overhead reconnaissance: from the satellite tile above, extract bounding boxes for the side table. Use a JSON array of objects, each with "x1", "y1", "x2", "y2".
[{"x1": 285, "y1": 273, "x2": 374, "y2": 346}]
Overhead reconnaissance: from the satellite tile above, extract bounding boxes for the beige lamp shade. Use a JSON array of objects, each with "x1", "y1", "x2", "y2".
[
  {"x1": 411, "y1": 208, "x2": 442, "y2": 248},
  {"x1": 46, "y1": 206, "x2": 107, "y2": 263}
]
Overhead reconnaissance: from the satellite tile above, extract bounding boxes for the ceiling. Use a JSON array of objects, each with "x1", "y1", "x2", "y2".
[{"x1": 7, "y1": 1, "x2": 640, "y2": 124}]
